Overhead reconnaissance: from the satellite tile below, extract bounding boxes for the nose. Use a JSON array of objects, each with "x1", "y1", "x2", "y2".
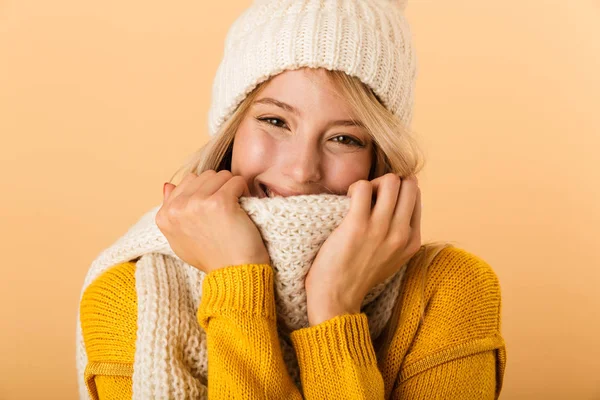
[{"x1": 281, "y1": 140, "x2": 322, "y2": 185}]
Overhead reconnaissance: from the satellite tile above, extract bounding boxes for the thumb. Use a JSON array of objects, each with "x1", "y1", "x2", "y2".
[{"x1": 163, "y1": 182, "x2": 176, "y2": 202}]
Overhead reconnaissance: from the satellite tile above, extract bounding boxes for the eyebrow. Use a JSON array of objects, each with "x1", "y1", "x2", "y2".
[{"x1": 252, "y1": 97, "x2": 366, "y2": 129}]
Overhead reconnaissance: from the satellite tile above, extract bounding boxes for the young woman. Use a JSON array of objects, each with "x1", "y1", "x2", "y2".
[{"x1": 77, "y1": 0, "x2": 506, "y2": 399}]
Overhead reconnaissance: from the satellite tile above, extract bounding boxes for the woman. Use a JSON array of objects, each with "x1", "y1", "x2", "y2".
[{"x1": 77, "y1": 0, "x2": 506, "y2": 399}]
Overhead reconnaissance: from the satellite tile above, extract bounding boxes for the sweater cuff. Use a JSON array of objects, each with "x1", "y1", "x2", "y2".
[
  {"x1": 197, "y1": 263, "x2": 276, "y2": 328},
  {"x1": 290, "y1": 313, "x2": 378, "y2": 376}
]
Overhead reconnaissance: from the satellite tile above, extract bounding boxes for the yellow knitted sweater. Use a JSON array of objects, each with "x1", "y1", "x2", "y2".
[{"x1": 80, "y1": 246, "x2": 506, "y2": 399}]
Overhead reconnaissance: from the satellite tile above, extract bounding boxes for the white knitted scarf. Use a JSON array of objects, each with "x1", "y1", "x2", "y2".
[{"x1": 76, "y1": 194, "x2": 407, "y2": 399}]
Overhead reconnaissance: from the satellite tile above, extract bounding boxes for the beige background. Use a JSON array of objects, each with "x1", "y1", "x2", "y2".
[{"x1": 1, "y1": 0, "x2": 599, "y2": 399}]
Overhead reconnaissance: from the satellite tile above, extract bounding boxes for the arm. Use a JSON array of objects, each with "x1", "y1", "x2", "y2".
[
  {"x1": 287, "y1": 247, "x2": 507, "y2": 400},
  {"x1": 290, "y1": 312, "x2": 386, "y2": 399},
  {"x1": 291, "y1": 323, "x2": 503, "y2": 400},
  {"x1": 392, "y1": 346, "x2": 504, "y2": 399},
  {"x1": 199, "y1": 262, "x2": 388, "y2": 399},
  {"x1": 80, "y1": 262, "x2": 137, "y2": 400},
  {"x1": 287, "y1": 307, "x2": 505, "y2": 400},
  {"x1": 196, "y1": 263, "x2": 303, "y2": 399},
  {"x1": 81, "y1": 262, "x2": 304, "y2": 399}
]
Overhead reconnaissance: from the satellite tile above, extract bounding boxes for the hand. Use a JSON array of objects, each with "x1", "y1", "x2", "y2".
[
  {"x1": 304, "y1": 173, "x2": 422, "y2": 326},
  {"x1": 156, "y1": 170, "x2": 270, "y2": 274}
]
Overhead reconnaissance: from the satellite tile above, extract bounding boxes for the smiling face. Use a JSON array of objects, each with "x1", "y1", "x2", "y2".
[{"x1": 231, "y1": 67, "x2": 374, "y2": 198}]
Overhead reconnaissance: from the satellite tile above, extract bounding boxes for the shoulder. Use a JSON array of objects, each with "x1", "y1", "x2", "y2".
[
  {"x1": 405, "y1": 245, "x2": 503, "y2": 343},
  {"x1": 391, "y1": 247, "x2": 506, "y2": 390},
  {"x1": 80, "y1": 261, "x2": 138, "y2": 363},
  {"x1": 425, "y1": 246, "x2": 502, "y2": 306},
  {"x1": 81, "y1": 261, "x2": 137, "y2": 307}
]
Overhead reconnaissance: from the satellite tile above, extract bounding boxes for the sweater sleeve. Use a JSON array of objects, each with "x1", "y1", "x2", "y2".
[
  {"x1": 198, "y1": 262, "x2": 388, "y2": 399},
  {"x1": 391, "y1": 349, "x2": 501, "y2": 399},
  {"x1": 290, "y1": 312, "x2": 386, "y2": 399},
  {"x1": 81, "y1": 261, "x2": 382, "y2": 399},
  {"x1": 81, "y1": 262, "x2": 304, "y2": 399},
  {"x1": 80, "y1": 261, "x2": 137, "y2": 400},
  {"x1": 287, "y1": 247, "x2": 507, "y2": 400},
  {"x1": 290, "y1": 321, "x2": 501, "y2": 400},
  {"x1": 196, "y1": 263, "x2": 303, "y2": 399}
]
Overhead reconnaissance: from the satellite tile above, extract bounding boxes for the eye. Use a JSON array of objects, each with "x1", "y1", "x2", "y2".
[
  {"x1": 257, "y1": 117, "x2": 288, "y2": 129},
  {"x1": 331, "y1": 135, "x2": 364, "y2": 148}
]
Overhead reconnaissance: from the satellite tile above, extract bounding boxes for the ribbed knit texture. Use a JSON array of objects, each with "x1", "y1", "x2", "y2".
[
  {"x1": 76, "y1": 194, "x2": 407, "y2": 399},
  {"x1": 80, "y1": 262, "x2": 137, "y2": 399},
  {"x1": 207, "y1": 0, "x2": 417, "y2": 136},
  {"x1": 80, "y1": 246, "x2": 506, "y2": 399},
  {"x1": 196, "y1": 263, "x2": 301, "y2": 399}
]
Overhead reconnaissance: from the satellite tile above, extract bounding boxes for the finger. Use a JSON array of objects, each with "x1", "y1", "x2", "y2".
[
  {"x1": 370, "y1": 173, "x2": 401, "y2": 232},
  {"x1": 176, "y1": 170, "x2": 219, "y2": 199},
  {"x1": 164, "y1": 183, "x2": 176, "y2": 202},
  {"x1": 346, "y1": 180, "x2": 373, "y2": 222},
  {"x1": 195, "y1": 169, "x2": 234, "y2": 197},
  {"x1": 163, "y1": 172, "x2": 201, "y2": 203},
  {"x1": 410, "y1": 186, "x2": 421, "y2": 229},
  {"x1": 391, "y1": 175, "x2": 419, "y2": 229},
  {"x1": 219, "y1": 175, "x2": 252, "y2": 200}
]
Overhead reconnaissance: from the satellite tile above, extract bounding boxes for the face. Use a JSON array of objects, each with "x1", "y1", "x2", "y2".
[{"x1": 231, "y1": 67, "x2": 373, "y2": 198}]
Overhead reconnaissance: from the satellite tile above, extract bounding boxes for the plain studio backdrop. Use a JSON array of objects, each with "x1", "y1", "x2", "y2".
[{"x1": 1, "y1": 1, "x2": 599, "y2": 399}]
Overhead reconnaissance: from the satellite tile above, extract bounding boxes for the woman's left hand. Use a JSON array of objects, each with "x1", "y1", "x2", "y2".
[{"x1": 304, "y1": 173, "x2": 422, "y2": 326}]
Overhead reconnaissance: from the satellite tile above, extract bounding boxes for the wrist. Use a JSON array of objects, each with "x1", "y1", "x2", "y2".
[{"x1": 307, "y1": 299, "x2": 361, "y2": 327}]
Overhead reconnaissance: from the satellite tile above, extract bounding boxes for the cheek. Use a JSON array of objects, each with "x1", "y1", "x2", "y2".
[
  {"x1": 324, "y1": 154, "x2": 372, "y2": 191},
  {"x1": 231, "y1": 126, "x2": 274, "y2": 177}
]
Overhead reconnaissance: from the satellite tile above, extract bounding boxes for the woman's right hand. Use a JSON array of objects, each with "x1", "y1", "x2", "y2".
[{"x1": 155, "y1": 170, "x2": 271, "y2": 274}]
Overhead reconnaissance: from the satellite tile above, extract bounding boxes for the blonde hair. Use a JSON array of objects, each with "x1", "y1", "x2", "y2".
[{"x1": 168, "y1": 68, "x2": 455, "y2": 352}]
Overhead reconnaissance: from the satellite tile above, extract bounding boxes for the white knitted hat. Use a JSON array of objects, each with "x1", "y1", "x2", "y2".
[{"x1": 207, "y1": 0, "x2": 417, "y2": 136}]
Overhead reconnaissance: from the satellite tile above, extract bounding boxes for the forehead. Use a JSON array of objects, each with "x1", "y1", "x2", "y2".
[{"x1": 256, "y1": 68, "x2": 356, "y2": 119}]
